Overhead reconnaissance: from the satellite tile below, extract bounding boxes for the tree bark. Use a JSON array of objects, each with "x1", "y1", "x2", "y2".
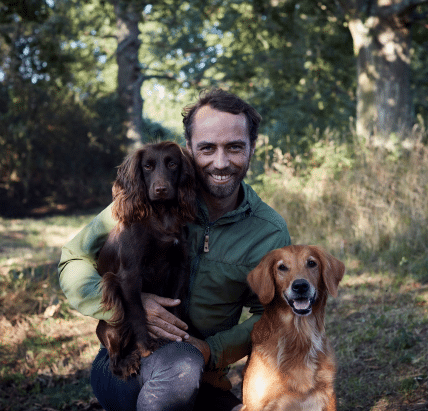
[
  {"x1": 113, "y1": 1, "x2": 146, "y2": 149},
  {"x1": 340, "y1": 0, "x2": 426, "y2": 141},
  {"x1": 348, "y1": 14, "x2": 412, "y2": 140}
]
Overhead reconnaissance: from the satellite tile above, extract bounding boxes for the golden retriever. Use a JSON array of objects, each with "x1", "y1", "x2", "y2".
[{"x1": 241, "y1": 245, "x2": 345, "y2": 411}]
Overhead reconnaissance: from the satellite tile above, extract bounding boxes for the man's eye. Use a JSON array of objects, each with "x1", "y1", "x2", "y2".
[
  {"x1": 229, "y1": 144, "x2": 245, "y2": 152},
  {"x1": 201, "y1": 146, "x2": 214, "y2": 153}
]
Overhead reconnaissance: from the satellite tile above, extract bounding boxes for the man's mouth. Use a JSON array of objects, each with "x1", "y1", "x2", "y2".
[{"x1": 211, "y1": 174, "x2": 232, "y2": 182}]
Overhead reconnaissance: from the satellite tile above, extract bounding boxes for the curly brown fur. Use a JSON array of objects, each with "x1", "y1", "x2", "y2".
[{"x1": 95, "y1": 142, "x2": 197, "y2": 380}]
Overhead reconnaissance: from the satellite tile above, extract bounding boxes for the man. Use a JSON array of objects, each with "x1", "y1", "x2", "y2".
[{"x1": 58, "y1": 89, "x2": 291, "y2": 411}]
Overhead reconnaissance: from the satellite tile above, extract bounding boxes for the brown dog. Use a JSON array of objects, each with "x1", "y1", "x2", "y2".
[
  {"x1": 242, "y1": 245, "x2": 345, "y2": 411},
  {"x1": 96, "y1": 142, "x2": 196, "y2": 380}
]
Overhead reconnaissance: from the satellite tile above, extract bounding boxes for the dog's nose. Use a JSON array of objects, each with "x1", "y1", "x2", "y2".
[
  {"x1": 154, "y1": 185, "x2": 168, "y2": 194},
  {"x1": 292, "y1": 279, "x2": 310, "y2": 295}
]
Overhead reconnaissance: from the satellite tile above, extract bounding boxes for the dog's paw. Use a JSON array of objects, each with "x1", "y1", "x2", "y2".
[{"x1": 136, "y1": 341, "x2": 152, "y2": 358}]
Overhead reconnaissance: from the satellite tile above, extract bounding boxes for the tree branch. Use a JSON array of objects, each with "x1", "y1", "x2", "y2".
[
  {"x1": 334, "y1": 0, "x2": 428, "y2": 19},
  {"x1": 140, "y1": 73, "x2": 176, "y2": 82},
  {"x1": 376, "y1": 0, "x2": 428, "y2": 19}
]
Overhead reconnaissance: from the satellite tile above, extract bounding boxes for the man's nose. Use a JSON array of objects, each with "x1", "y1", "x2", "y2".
[{"x1": 212, "y1": 149, "x2": 229, "y2": 169}]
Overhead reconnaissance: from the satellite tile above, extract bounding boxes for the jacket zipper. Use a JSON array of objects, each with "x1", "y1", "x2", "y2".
[{"x1": 203, "y1": 226, "x2": 210, "y2": 253}]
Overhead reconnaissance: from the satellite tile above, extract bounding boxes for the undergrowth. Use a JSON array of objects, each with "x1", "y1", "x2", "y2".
[{"x1": 250, "y1": 131, "x2": 428, "y2": 284}]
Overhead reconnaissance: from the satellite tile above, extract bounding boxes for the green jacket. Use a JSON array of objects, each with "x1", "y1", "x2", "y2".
[{"x1": 58, "y1": 182, "x2": 291, "y2": 373}]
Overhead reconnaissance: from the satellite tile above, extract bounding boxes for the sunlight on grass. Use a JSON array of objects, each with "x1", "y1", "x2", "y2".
[{"x1": 0, "y1": 213, "x2": 97, "y2": 276}]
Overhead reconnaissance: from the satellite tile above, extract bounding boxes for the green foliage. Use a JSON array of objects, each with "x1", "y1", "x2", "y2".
[
  {"x1": 193, "y1": 0, "x2": 356, "y2": 144},
  {"x1": 1, "y1": 0, "x2": 428, "y2": 215},
  {"x1": 142, "y1": 118, "x2": 182, "y2": 144},
  {"x1": 0, "y1": 85, "x2": 128, "y2": 215}
]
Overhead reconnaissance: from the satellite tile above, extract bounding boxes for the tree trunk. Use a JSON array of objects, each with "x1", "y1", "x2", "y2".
[
  {"x1": 339, "y1": 0, "x2": 425, "y2": 141},
  {"x1": 113, "y1": 1, "x2": 146, "y2": 149},
  {"x1": 348, "y1": 13, "x2": 412, "y2": 141}
]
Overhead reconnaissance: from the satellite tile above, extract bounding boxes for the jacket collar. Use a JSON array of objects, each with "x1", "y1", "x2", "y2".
[{"x1": 195, "y1": 182, "x2": 260, "y2": 226}]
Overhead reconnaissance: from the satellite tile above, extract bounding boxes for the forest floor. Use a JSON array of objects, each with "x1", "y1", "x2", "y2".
[{"x1": 1, "y1": 211, "x2": 427, "y2": 411}]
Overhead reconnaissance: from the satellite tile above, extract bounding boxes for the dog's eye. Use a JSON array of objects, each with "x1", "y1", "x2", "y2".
[
  {"x1": 168, "y1": 161, "x2": 178, "y2": 169},
  {"x1": 143, "y1": 164, "x2": 153, "y2": 171},
  {"x1": 278, "y1": 264, "x2": 288, "y2": 271},
  {"x1": 307, "y1": 260, "x2": 317, "y2": 268}
]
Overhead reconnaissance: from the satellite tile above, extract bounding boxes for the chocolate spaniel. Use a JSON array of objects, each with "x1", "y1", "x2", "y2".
[{"x1": 96, "y1": 141, "x2": 197, "y2": 380}]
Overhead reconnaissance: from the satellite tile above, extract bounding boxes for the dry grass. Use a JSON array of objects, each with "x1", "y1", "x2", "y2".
[
  {"x1": 253, "y1": 137, "x2": 428, "y2": 283},
  {"x1": 329, "y1": 272, "x2": 428, "y2": 410},
  {"x1": 0, "y1": 213, "x2": 102, "y2": 411}
]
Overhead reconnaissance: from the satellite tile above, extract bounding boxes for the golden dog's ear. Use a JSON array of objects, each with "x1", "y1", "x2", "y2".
[
  {"x1": 247, "y1": 251, "x2": 278, "y2": 305},
  {"x1": 310, "y1": 246, "x2": 345, "y2": 298}
]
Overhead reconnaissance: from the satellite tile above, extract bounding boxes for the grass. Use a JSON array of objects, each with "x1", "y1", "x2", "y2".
[
  {"x1": 1, "y1": 137, "x2": 428, "y2": 410},
  {"x1": 329, "y1": 272, "x2": 428, "y2": 410},
  {"x1": 0, "y1": 212, "x2": 102, "y2": 411}
]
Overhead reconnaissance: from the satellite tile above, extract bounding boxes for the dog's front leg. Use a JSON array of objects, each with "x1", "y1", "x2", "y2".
[
  {"x1": 121, "y1": 271, "x2": 152, "y2": 349},
  {"x1": 323, "y1": 393, "x2": 336, "y2": 411},
  {"x1": 118, "y1": 269, "x2": 152, "y2": 378}
]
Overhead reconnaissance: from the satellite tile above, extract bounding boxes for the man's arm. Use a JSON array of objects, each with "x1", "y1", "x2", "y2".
[
  {"x1": 58, "y1": 206, "x2": 191, "y2": 341},
  {"x1": 204, "y1": 228, "x2": 291, "y2": 372},
  {"x1": 58, "y1": 205, "x2": 117, "y2": 320}
]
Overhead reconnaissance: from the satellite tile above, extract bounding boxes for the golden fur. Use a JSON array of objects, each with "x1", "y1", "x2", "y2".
[{"x1": 241, "y1": 245, "x2": 345, "y2": 411}]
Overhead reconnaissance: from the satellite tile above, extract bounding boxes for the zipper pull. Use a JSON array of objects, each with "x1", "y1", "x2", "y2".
[{"x1": 204, "y1": 227, "x2": 210, "y2": 253}]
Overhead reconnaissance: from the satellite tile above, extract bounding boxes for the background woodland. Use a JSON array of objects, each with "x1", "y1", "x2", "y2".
[{"x1": 1, "y1": 0, "x2": 427, "y2": 215}]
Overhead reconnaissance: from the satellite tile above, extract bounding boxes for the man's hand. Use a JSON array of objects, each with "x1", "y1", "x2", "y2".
[
  {"x1": 141, "y1": 293, "x2": 211, "y2": 366},
  {"x1": 141, "y1": 293, "x2": 189, "y2": 342}
]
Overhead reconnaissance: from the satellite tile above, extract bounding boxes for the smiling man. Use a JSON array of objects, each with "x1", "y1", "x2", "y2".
[{"x1": 58, "y1": 89, "x2": 291, "y2": 411}]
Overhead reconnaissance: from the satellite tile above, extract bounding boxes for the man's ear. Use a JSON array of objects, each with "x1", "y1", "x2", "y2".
[
  {"x1": 250, "y1": 141, "x2": 256, "y2": 158},
  {"x1": 186, "y1": 140, "x2": 192, "y2": 153}
]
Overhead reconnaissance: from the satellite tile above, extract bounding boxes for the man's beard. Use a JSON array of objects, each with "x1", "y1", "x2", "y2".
[{"x1": 195, "y1": 163, "x2": 250, "y2": 199}]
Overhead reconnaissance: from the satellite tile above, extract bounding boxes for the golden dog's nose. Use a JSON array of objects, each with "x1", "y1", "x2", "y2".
[{"x1": 291, "y1": 279, "x2": 310, "y2": 295}]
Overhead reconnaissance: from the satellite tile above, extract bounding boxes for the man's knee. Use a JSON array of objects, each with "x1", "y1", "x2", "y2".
[
  {"x1": 139, "y1": 342, "x2": 205, "y2": 388},
  {"x1": 137, "y1": 342, "x2": 205, "y2": 410},
  {"x1": 168, "y1": 342, "x2": 205, "y2": 386}
]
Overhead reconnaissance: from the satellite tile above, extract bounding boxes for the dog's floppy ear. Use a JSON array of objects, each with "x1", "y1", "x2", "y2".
[
  {"x1": 177, "y1": 147, "x2": 197, "y2": 222},
  {"x1": 112, "y1": 148, "x2": 151, "y2": 223},
  {"x1": 247, "y1": 250, "x2": 279, "y2": 305},
  {"x1": 310, "y1": 246, "x2": 345, "y2": 297}
]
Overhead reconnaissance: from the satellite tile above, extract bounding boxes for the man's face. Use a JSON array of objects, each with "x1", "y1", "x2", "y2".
[{"x1": 186, "y1": 105, "x2": 255, "y2": 200}]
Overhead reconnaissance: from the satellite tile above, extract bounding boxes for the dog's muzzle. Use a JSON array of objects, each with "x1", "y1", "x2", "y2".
[{"x1": 284, "y1": 279, "x2": 317, "y2": 316}]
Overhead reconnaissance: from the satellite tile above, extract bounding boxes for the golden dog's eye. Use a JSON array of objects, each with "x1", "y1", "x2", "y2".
[
  {"x1": 307, "y1": 260, "x2": 317, "y2": 268},
  {"x1": 278, "y1": 264, "x2": 288, "y2": 271}
]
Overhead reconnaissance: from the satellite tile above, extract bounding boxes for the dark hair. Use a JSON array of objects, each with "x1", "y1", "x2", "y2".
[{"x1": 182, "y1": 89, "x2": 262, "y2": 145}]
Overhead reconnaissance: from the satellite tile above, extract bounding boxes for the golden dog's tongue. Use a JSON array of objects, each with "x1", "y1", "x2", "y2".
[{"x1": 294, "y1": 300, "x2": 310, "y2": 310}]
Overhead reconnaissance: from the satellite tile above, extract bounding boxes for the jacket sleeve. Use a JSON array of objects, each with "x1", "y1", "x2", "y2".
[
  {"x1": 204, "y1": 309, "x2": 261, "y2": 372},
  {"x1": 204, "y1": 227, "x2": 291, "y2": 371},
  {"x1": 58, "y1": 204, "x2": 117, "y2": 320}
]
